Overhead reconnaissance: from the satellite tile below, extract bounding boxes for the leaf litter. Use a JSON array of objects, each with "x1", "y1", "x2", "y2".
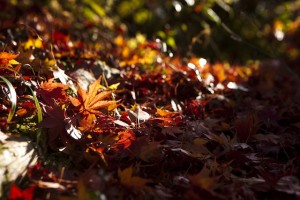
[{"x1": 0, "y1": 4, "x2": 299, "y2": 200}]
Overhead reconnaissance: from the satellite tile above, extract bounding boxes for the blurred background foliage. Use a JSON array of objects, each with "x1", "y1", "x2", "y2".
[
  {"x1": 1, "y1": 0, "x2": 300, "y2": 66},
  {"x1": 111, "y1": 0, "x2": 300, "y2": 65}
]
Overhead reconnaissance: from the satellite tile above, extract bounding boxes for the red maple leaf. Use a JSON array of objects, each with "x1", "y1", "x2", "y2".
[
  {"x1": 39, "y1": 104, "x2": 71, "y2": 148},
  {"x1": 9, "y1": 183, "x2": 35, "y2": 200}
]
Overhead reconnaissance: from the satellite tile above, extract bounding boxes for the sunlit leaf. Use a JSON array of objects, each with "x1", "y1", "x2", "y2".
[
  {"x1": 0, "y1": 52, "x2": 19, "y2": 67},
  {"x1": 156, "y1": 108, "x2": 177, "y2": 117},
  {"x1": 113, "y1": 129, "x2": 135, "y2": 150},
  {"x1": 70, "y1": 77, "x2": 118, "y2": 114},
  {"x1": 24, "y1": 38, "x2": 43, "y2": 50},
  {"x1": 107, "y1": 82, "x2": 120, "y2": 90}
]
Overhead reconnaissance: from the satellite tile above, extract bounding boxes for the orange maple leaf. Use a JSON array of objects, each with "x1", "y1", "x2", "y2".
[
  {"x1": 113, "y1": 129, "x2": 135, "y2": 150},
  {"x1": 156, "y1": 108, "x2": 177, "y2": 117},
  {"x1": 0, "y1": 52, "x2": 19, "y2": 67},
  {"x1": 38, "y1": 78, "x2": 69, "y2": 105},
  {"x1": 70, "y1": 77, "x2": 118, "y2": 114},
  {"x1": 40, "y1": 78, "x2": 69, "y2": 91}
]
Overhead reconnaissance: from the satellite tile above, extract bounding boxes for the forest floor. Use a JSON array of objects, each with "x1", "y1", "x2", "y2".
[{"x1": 0, "y1": 2, "x2": 300, "y2": 200}]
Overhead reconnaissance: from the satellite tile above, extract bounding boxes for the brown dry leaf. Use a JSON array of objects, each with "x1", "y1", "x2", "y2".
[
  {"x1": 235, "y1": 114, "x2": 259, "y2": 142},
  {"x1": 118, "y1": 166, "x2": 150, "y2": 190},
  {"x1": 181, "y1": 139, "x2": 211, "y2": 159},
  {"x1": 189, "y1": 166, "x2": 217, "y2": 191},
  {"x1": 135, "y1": 140, "x2": 162, "y2": 162}
]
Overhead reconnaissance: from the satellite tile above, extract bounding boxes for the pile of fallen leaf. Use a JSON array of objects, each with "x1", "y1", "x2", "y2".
[{"x1": 1, "y1": 5, "x2": 300, "y2": 200}]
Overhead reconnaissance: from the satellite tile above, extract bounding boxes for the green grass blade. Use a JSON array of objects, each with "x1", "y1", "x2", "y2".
[
  {"x1": 28, "y1": 87, "x2": 43, "y2": 123},
  {"x1": 0, "y1": 76, "x2": 17, "y2": 122},
  {"x1": 26, "y1": 85, "x2": 43, "y2": 147}
]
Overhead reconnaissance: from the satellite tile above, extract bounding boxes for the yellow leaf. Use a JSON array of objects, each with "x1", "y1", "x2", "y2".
[
  {"x1": 156, "y1": 108, "x2": 177, "y2": 117},
  {"x1": 8, "y1": 59, "x2": 19, "y2": 65},
  {"x1": 24, "y1": 38, "x2": 43, "y2": 50},
  {"x1": 108, "y1": 83, "x2": 120, "y2": 90},
  {"x1": 136, "y1": 33, "x2": 146, "y2": 44},
  {"x1": 45, "y1": 58, "x2": 56, "y2": 69}
]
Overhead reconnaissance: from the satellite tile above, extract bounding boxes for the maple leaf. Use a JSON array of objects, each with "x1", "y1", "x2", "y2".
[
  {"x1": 70, "y1": 77, "x2": 118, "y2": 114},
  {"x1": 39, "y1": 105, "x2": 73, "y2": 148},
  {"x1": 118, "y1": 166, "x2": 151, "y2": 190},
  {"x1": 156, "y1": 108, "x2": 178, "y2": 117},
  {"x1": 152, "y1": 107, "x2": 183, "y2": 126},
  {"x1": 113, "y1": 129, "x2": 135, "y2": 150},
  {"x1": 9, "y1": 183, "x2": 35, "y2": 200},
  {"x1": 40, "y1": 78, "x2": 69, "y2": 91},
  {"x1": 0, "y1": 52, "x2": 21, "y2": 75},
  {"x1": 183, "y1": 100, "x2": 208, "y2": 119},
  {"x1": 130, "y1": 137, "x2": 163, "y2": 162},
  {"x1": 87, "y1": 129, "x2": 135, "y2": 157},
  {"x1": 0, "y1": 52, "x2": 19, "y2": 67},
  {"x1": 37, "y1": 78, "x2": 69, "y2": 105},
  {"x1": 189, "y1": 166, "x2": 218, "y2": 191}
]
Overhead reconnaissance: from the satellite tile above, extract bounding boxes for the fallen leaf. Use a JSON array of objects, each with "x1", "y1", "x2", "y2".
[
  {"x1": 9, "y1": 184, "x2": 35, "y2": 200},
  {"x1": 38, "y1": 78, "x2": 69, "y2": 105},
  {"x1": 24, "y1": 38, "x2": 43, "y2": 50},
  {"x1": 189, "y1": 166, "x2": 217, "y2": 191},
  {"x1": 39, "y1": 105, "x2": 70, "y2": 148},
  {"x1": 0, "y1": 52, "x2": 19, "y2": 67},
  {"x1": 70, "y1": 77, "x2": 118, "y2": 114},
  {"x1": 156, "y1": 108, "x2": 177, "y2": 117},
  {"x1": 126, "y1": 104, "x2": 151, "y2": 122},
  {"x1": 118, "y1": 166, "x2": 150, "y2": 190},
  {"x1": 235, "y1": 114, "x2": 259, "y2": 142},
  {"x1": 113, "y1": 129, "x2": 135, "y2": 150}
]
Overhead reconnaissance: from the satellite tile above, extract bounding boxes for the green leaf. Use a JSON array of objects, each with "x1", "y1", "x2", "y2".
[{"x1": 0, "y1": 76, "x2": 17, "y2": 122}]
